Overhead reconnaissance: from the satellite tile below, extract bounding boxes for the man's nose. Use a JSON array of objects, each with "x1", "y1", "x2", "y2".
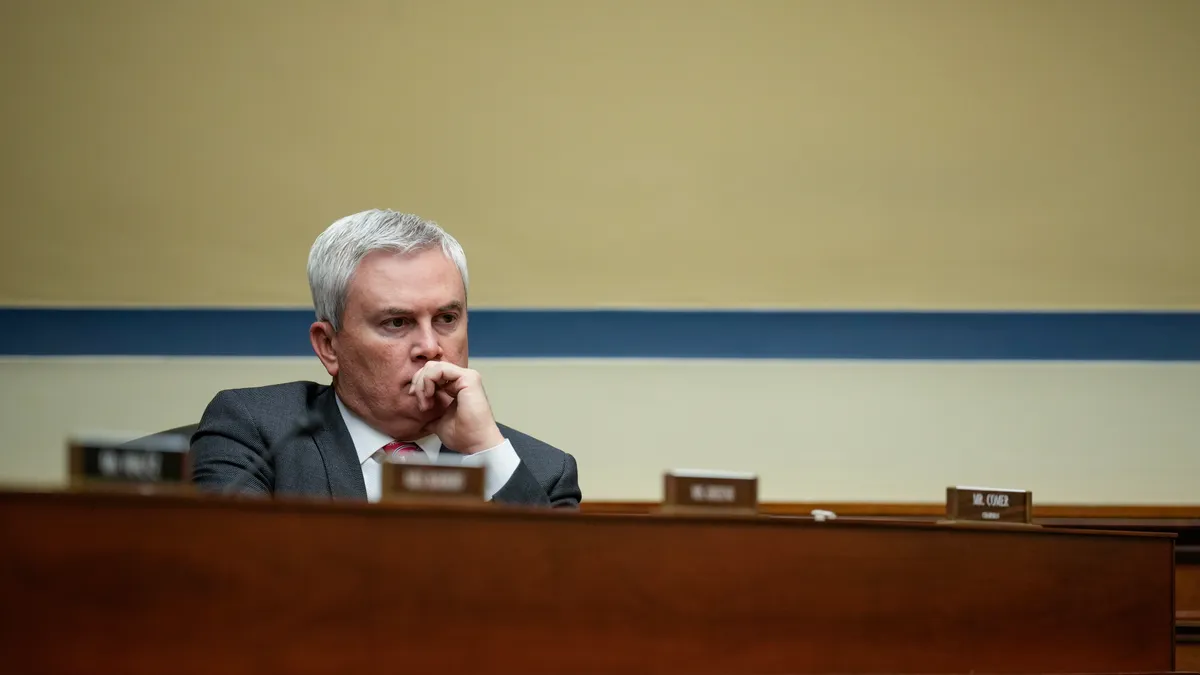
[{"x1": 411, "y1": 323, "x2": 444, "y2": 361}]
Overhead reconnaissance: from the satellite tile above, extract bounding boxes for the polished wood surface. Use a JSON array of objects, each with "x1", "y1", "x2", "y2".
[
  {"x1": 1182, "y1": 644, "x2": 1200, "y2": 673},
  {"x1": 581, "y1": 500, "x2": 1200, "y2": 518},
  {"x1": 0, "y1": 490, "x2": 1177, "y2": 675},
  {"x1": 1180, "y1": 563, "x2": 1200, "y2": 613},
  {"x1": 1182, "y1": 558, "x2": 1200, "y2": 670},
  {"x1": 585, "y1": 500, "x2": 1200, "y2": 672}
]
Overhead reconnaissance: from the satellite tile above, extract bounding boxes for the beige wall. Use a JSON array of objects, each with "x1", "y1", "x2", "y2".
[
  {"x1": 2, "y1": 2, "x2": 1198, "y2": 505},
  {"x1": 2, "y1": 0, "x2": 1198, "y2": 310},
  {"x1": 2, "y1": 358, "x2": 1197, "y2": 504}
]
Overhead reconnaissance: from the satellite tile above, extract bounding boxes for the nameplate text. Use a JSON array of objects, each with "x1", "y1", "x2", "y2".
[
  {"x1": 69, "y1": 440, "x2": 191, "y2": 494},
  {"x1": 944, "y1": 486, "x2": 1033, "y2": 525},
  {"x1": 382, "y1": 462, "x2": 485, "y2": 503},
  {"x1": 662, "y1": 470, "x2": 758, "y2": 515}
]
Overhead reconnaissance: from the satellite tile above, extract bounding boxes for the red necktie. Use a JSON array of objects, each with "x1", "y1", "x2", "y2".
[{"x1": 379, "y1": 441, "x2": 421, "y2": 461}]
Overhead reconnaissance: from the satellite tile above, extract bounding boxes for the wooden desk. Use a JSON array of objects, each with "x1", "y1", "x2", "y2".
[
  {"x1": 1030, "y1": 516, "x2": 1200, "y2": 672},
  {"x1": 587, "y1": 500, "x2": 1200, "y2": 671},
  {"x1": 0, "y1": 491, "x2": 1177, "y2": 675},
  {"x1": 1181, "y1": 557, "x2": 1200, "y2": 670}
]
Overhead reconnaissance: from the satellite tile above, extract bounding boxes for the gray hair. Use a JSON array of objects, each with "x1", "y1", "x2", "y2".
[{"x1": 307, "y1": 209, "x2": 469, "y2": 330}]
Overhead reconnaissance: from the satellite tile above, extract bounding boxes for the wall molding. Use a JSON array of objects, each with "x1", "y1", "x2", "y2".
[{"x1": 3, "y1": 307, "x2": 1200, "y2": 360}]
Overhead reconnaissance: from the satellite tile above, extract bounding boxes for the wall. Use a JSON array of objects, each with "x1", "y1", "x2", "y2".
[{"x1": 2, "y1": 0, "x2": 1198, "y2": 502}]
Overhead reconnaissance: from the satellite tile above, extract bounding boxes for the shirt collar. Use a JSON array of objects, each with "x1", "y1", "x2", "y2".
[{"x1": 335, "y1": 394, "x2": 442, "y2": 466}]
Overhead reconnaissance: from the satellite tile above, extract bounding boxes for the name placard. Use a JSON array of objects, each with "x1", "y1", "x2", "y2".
[
  {"x1": 68, "y1": 436, "x2": 192, "y2": 494},
  {"x1": 381, "y1": 460, "x2": 485, "y2": 503},
  {"x1": 662, "y1": 470, "x2": 758, "y2": 515},
  {"x1": 944, "y1": 486, "x2": 1035, "y2": 526}
]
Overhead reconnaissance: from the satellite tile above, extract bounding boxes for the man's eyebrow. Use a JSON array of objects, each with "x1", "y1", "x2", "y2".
[
  {"x1": 379, "y1": 307, "x2": 414, "y2": 317},
  {"x1": 377, "y1": 303, "x2": 462, "y2": 316}
]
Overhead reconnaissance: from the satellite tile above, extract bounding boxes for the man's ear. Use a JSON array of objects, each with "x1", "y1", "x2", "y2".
[{"x1": 309, "y1": 321, "x2": 339, "y2": 377}]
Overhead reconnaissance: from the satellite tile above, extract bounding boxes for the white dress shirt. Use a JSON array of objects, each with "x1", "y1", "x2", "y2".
[{"x1": 335, "y1": 395, "x2": 520, "y2": 503}]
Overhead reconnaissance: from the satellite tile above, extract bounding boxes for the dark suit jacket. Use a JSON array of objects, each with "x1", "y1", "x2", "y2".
[{"x1": 190, "y1": 381, "x2": 581, "y2": 508}]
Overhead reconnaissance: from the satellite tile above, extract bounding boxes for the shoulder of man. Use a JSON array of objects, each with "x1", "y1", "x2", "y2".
[
  {"x1": 197, "y1": 380, "x2": 330, "y2": 436},
  {"x1": 207, "y1": 380, "x2": 328, "y2": 408}
]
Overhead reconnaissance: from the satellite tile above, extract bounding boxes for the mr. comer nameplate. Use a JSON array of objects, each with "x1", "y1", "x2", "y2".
[{"x1": 944, "y1": 486, "x2": 1034, "y2": 525}]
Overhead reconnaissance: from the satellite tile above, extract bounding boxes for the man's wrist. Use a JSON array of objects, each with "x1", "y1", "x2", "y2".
[{"x1": 462, "y1": 425, "x2": 505, "y2": 454}]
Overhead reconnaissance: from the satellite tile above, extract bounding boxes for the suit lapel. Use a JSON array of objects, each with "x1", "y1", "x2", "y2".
[{"x1": 311, "y1": 386, "x2": 368, "y2": 500}]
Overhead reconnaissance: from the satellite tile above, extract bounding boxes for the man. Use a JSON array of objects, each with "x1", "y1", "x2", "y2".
[{"x1": 190, "y1": 209, "x2": 581, "y2": 507}]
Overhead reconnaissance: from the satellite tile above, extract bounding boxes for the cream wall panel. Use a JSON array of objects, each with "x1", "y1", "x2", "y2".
[
  {"x1": 1, "y1": 358, "x2": 1196, "y2": 504},
  {"x1": 2, "y1": 0, "x2": 1199, "y2": 309}
]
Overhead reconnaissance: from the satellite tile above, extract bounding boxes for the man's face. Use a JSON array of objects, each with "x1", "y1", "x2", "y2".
[{"x1": 319, "y1": 248, "x2": 468, "y2": 440}]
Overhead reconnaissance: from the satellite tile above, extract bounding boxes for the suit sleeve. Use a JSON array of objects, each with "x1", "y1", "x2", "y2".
[
  {"x1": 549, "y1": 453, "x2": 582, "y2": 508},
  {"x1": 491, "y1": 448, "x2": 582, "y2": 509},
  {"x1": 189, "y1": 389, "x2": 273, "y2": 495}
]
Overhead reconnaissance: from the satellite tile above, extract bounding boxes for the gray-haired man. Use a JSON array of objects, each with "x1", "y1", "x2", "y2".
[{"x1": 190, "y1": 209, "x2": 581, "y2": 507}]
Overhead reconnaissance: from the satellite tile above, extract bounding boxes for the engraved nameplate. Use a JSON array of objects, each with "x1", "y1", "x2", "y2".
[
  {"x1": 662, "y1": 470, "x2": 758, "y2": 515},
  {"x1": 68, "y1": 436, "x2": 192, "y2": 494},
  {"x1": 381, "y1": 460, "x2": 485, "y2": 503},
  {"x1": 944, "y1": 486, "x2": 1034, "y2": 525}
]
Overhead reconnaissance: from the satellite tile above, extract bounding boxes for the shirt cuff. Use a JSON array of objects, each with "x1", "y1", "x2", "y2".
[{"x1": 459, "y1": 438, "x2": 520, "y2": 500}]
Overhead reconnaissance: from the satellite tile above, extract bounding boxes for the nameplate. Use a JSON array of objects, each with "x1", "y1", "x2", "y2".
[
  {"x1": 381, "y1": 461, "x2": 485, "y2": 503},
  {"x1": 943, "y1": 486, "x2": 1035, "y2": 526},
  {"x1": 68, "y1": 437, "x2": 192, "y2": 494},
  {"x1": 662, "y1": 470, "x2": 758, "y2": 515}
]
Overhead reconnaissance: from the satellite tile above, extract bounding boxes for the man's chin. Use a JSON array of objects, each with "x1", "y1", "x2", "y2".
[
  {"x1": 400, "y1": 407, "x2": 444, "y2": 438},
  {"x1": 380, "y1": 399, "x2": 448, "y2": 438}
]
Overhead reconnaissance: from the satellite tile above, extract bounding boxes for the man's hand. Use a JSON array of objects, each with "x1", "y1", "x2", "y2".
[{"x1": 409, "y1": 362, "x2": 504, "y2": 454}]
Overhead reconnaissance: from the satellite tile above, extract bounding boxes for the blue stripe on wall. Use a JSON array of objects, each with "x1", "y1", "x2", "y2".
[{"x1": 2, "y1": 308, "x2": 1199, "y2": 360}]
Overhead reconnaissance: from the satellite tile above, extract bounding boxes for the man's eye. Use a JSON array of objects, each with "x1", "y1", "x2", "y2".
[
  {"x1": 386, "y1": 318, "x2": 410, "y2": 328},
  {"x1": 438, "y1": 314, "x2": 458, "y2": 324}
]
